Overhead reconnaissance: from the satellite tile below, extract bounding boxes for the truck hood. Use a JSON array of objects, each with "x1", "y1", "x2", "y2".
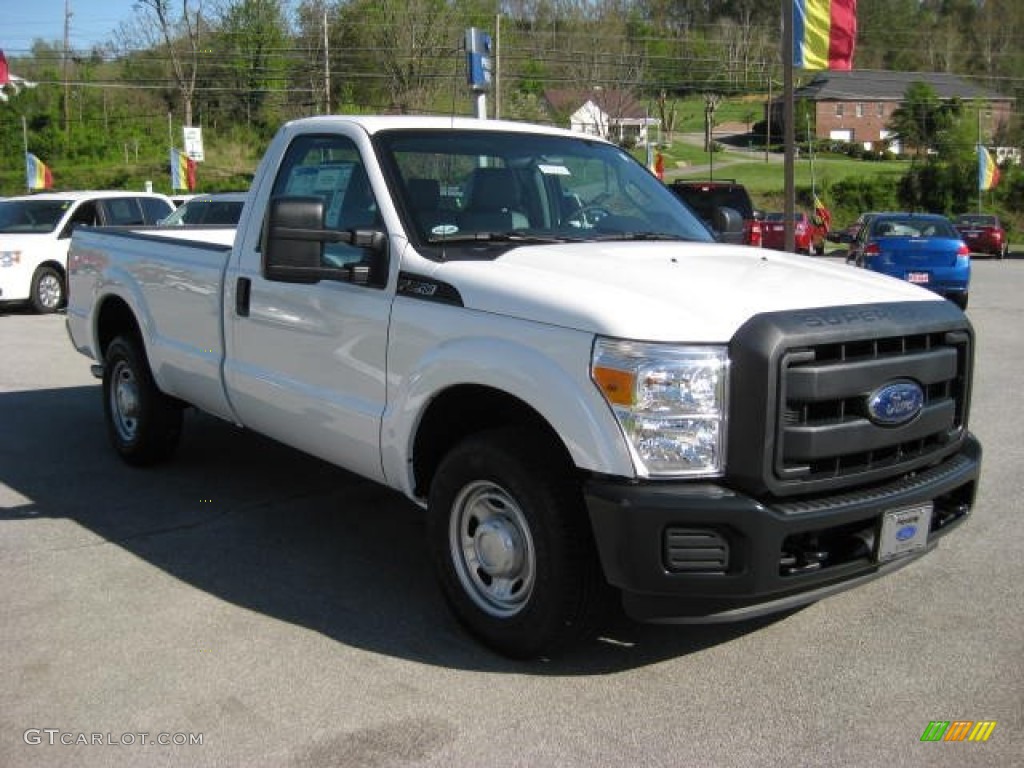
[{"x1": 434, "y1": 241, "x2": 940, "y2": 342}]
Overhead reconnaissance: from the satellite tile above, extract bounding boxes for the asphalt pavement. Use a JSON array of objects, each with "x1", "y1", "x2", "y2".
[{"x1": 1, "y1": 255, "x2": 1021, "y2": 767}]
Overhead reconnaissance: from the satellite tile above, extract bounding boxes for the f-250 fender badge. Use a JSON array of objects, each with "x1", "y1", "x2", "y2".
[{"x1": 866, "y1": 379, "x2": 925, "y2": 426}]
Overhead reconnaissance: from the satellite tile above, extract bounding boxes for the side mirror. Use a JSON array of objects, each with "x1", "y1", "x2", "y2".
[
  {"x1": 262, "y1": 196, "x2": 387, "y2": 285},
  {"x1": 711, "y1": 206, "x2": 745, "y2": 238}
]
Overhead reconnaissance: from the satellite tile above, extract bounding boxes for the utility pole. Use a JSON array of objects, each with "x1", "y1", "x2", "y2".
[
  {"x1": 782, "y1": 0, "x2": 796, "y2": 252},
  {"x1": 63, "y1": 0, "x2": 72, "y2": 146},
  {"x1": 323, "y1": 4, "x2": 330, "y2": 114},
  {"x1": 494, "y1": 14, "x2": 500, "y2": 120},
  {"x1": 22, "y1": 116, "x2": 30, "y2": 194}
]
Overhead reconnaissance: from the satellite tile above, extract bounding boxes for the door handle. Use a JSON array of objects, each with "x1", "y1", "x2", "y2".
[{"x1": 236, "y1": 277, "x2": 251, "y2": 317}]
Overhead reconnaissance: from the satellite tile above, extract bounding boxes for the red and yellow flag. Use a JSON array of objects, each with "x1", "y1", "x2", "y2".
[{"x1": 793, "y1": 0, "x2": 857, "y2": 71}]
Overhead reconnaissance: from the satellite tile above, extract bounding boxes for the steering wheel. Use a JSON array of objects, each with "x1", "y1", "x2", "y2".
[{"x1": 567, "y1": 205, "x2": 612, "y2": 229}]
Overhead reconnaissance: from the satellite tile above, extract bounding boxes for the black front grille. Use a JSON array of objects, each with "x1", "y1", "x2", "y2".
[
  {"x1": 778, "y1": 330, "x2": 969, "y2": 483},
  {"x1": 727, "y1": 301, "x2": 974, "y2": 498}
]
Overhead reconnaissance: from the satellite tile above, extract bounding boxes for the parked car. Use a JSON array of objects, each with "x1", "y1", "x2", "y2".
[
  {"x1": 953, "y1": 213, "x2": 1008, "y2": 259},
  {"x1": 666, "y1": 180, "x2": 763, "y2": 247},
  {"x1": 854, "y1": 212, "x2": 970, "y2": 309},
  {"x1": 0, "y1": 190, "x2": 174, "y2": 313},
  {"x1": 761, "y1": 211, "x2": 824, "y2": 255},
  {"x1": 829, "y1": 211, "x2": 880, "y2": 263},
  {"x1": 159, "y1": 192, "x2": 247, "y2": 227}
]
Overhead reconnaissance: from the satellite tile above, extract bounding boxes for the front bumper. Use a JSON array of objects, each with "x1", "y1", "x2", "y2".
[{"x1": 584, "y1": 434, "x2": 980, "y2": 623}]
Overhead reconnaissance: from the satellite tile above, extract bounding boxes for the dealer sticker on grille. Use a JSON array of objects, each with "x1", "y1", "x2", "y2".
[{"x1": 877, "y1": 503, "x2": 933, "y2": 562}]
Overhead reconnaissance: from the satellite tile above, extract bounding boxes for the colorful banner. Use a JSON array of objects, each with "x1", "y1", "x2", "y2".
[
  {"x1": 170, "y1": 148, "x2": 197, "y2": 191},
  {"x1": 26, "y1": 152, "x2": 53, "y2": 190},
  {"x1": 978, "y1": 146, "x2": 1000, "y2": 191},
  {"x1": 793, "y1": 0, "x2": 857, "y2": 71}
]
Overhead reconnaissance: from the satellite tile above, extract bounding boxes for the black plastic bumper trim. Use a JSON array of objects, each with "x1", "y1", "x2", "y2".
[{"x1": 583, "y1": 434, "x2": 980, "y2": 622}]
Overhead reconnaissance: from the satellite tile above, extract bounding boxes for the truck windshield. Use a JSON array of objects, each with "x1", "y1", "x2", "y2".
[
  {"x1": 0, "y1": 199, "x2": 73, "y2": 234},
  {"x1": 374, "y1": 129, "x2": 712, "y2": 254}
]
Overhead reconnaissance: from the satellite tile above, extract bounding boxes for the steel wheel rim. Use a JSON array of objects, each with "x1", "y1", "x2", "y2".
[
  {"x1": 110, "y1": 360, "x2": 141, "y2": 442},
  {"x1": 449, "y1": 480, "x2": 536, "y2": 618},
  {"x1": 37, "y1": 273, "x2": 62, "y2": 310}
]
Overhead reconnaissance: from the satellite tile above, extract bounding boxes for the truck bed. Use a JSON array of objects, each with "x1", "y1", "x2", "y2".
[{"x1": 67, "y1": 226, "x2": 237, "y2": 422}]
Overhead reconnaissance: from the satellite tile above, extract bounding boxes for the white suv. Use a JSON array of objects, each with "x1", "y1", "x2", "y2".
[{"x1": 0, "y1": 190, "x2": 174, "y2": 313}]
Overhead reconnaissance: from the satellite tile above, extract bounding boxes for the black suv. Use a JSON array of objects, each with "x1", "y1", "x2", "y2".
[{"x1": 667, "y1": 180, "x2": 762, "y2": 247}]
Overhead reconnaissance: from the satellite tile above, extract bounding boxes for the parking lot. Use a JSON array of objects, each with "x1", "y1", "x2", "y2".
[{"x1": 1, "y1": 255, "x2": 1021, "y2": 767}]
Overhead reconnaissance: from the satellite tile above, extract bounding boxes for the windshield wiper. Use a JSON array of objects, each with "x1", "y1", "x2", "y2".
[
  {"x1": 589, "y1": 232, "x2": 697, "y2": 242},
  {"x1": 426, "y1": 231, "x2": 586, "y2": 244}
]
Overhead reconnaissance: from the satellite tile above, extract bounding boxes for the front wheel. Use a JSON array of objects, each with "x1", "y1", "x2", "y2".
[
  {"x1": 102, "y1": 335, "x2": 183, "y2": 465},
  {"x1": 428, "y1": 428, "x2": 607, "y2": 658},
  {"x1": 30, "y1": 265, "x2": 65, "y2": 313}
]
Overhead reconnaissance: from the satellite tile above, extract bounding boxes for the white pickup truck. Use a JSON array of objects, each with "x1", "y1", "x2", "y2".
[{"x1": 66, "y1": 115, "x2": 981, "y2": 658}]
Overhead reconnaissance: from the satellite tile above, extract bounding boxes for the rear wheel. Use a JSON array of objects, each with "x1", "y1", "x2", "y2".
[
  {"x1": 428, "y1": 427, "x2": 607, "y2": 659},
  {"x1": 30, "y1": 266, "x2": 65, "y2": 313},
  {"x1": 102, "y1": 335, "x2": 183, "y2": 465}
]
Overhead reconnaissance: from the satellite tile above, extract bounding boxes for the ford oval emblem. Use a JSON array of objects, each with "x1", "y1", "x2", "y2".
[
  {"x1": 867, "y1": 380, "x2": 924, "y2": 426},
  {"x1": 896, "y1": 525, "x2": 918, "y2": 541}
]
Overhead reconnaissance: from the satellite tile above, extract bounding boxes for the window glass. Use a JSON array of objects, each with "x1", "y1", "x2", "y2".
[
  {"x1": 0, "y1": 200, "x2": 72, "y2": 233},
  {"x1": 376, "y1": 129, "x2": 709, "y2": 252},
  {"x1": 103, "y1": 198, "x2": 145, "y2": 225},
  {"x1": 141, "y1": 197, "x2": 174, "y2": 223},
  {"x1": 272, "y1": 134, "x2": 381, "y2": 269}
]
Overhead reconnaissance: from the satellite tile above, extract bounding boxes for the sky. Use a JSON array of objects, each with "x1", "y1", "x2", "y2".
[{"x1": 2, "y1": 0, "x2": 141, "y2": 57}]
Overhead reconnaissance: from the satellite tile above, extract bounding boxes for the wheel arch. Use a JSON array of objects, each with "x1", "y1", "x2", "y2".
[
  {"x1": 95, "y1": 294, "x2": 143, "y2": 362},
  {"x1": 411, "y1": 385, "x2": 573, "y2": 499},
  {"x1": 33, "y1": 259, "x2": 66, "y2": 281}
]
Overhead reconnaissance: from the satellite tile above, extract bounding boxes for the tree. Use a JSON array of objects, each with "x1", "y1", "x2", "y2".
[
  {"x1": 886, "y1": 82, "x2": 956, "y2": 159},
  {"x1": 703, "y1": 92, "x2": 720, "y2": 152},
  {"x1": 336, "y1": 0, "x2": 459, "y2": 113},
  {"x1": 210, "y1": 0, "x2": 290, "y2": 131},
  {"x1": 131, "y1": 0, "x2": 207, "y2": 126}
]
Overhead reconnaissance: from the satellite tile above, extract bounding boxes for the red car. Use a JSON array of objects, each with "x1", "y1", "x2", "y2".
[
  {"x1": 761, "y1": 212, "x2": 824, "y2": 255},
  {"x1": 954, "y1": 214, "x2": 1009, "y2": 259}
]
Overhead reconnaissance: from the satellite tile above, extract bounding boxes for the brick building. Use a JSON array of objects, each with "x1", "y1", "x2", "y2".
[{"x1": 769, "y1": 70, "x2": 1013, "y2": 153}]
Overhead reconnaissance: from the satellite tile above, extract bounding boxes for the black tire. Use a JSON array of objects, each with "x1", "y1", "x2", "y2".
[
  {"x1": 102, "y1": 335, "x2": 183, "y2": 466},
  {"x1": 428, "y1": 427, "x2": 607, "y2": 659},
  {"x1": 30, "y1": 265, "x2": 65, "y2": 313},
  {"x1": 951, "y1": 293, "x2": 969, "y2": 311}
]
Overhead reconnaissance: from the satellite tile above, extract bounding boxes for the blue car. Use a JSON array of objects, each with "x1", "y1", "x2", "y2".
[{"x1": 854, "y1": 212, "x2": 971, "y2": 310}]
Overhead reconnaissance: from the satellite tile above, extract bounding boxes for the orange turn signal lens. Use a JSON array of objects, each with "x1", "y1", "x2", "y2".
[{"x1": 592, "y1": 365, "x2": 635, "y2": 406}]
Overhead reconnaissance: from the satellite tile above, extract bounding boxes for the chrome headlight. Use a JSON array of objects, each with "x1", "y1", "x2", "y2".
[{"x1": 591, "y1": 338, "x2": 728, "y2": 477}]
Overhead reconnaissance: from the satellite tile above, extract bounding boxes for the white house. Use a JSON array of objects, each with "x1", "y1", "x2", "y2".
[{"x1": 546, "y1": 89, "x2": 660, "y2": 146}]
